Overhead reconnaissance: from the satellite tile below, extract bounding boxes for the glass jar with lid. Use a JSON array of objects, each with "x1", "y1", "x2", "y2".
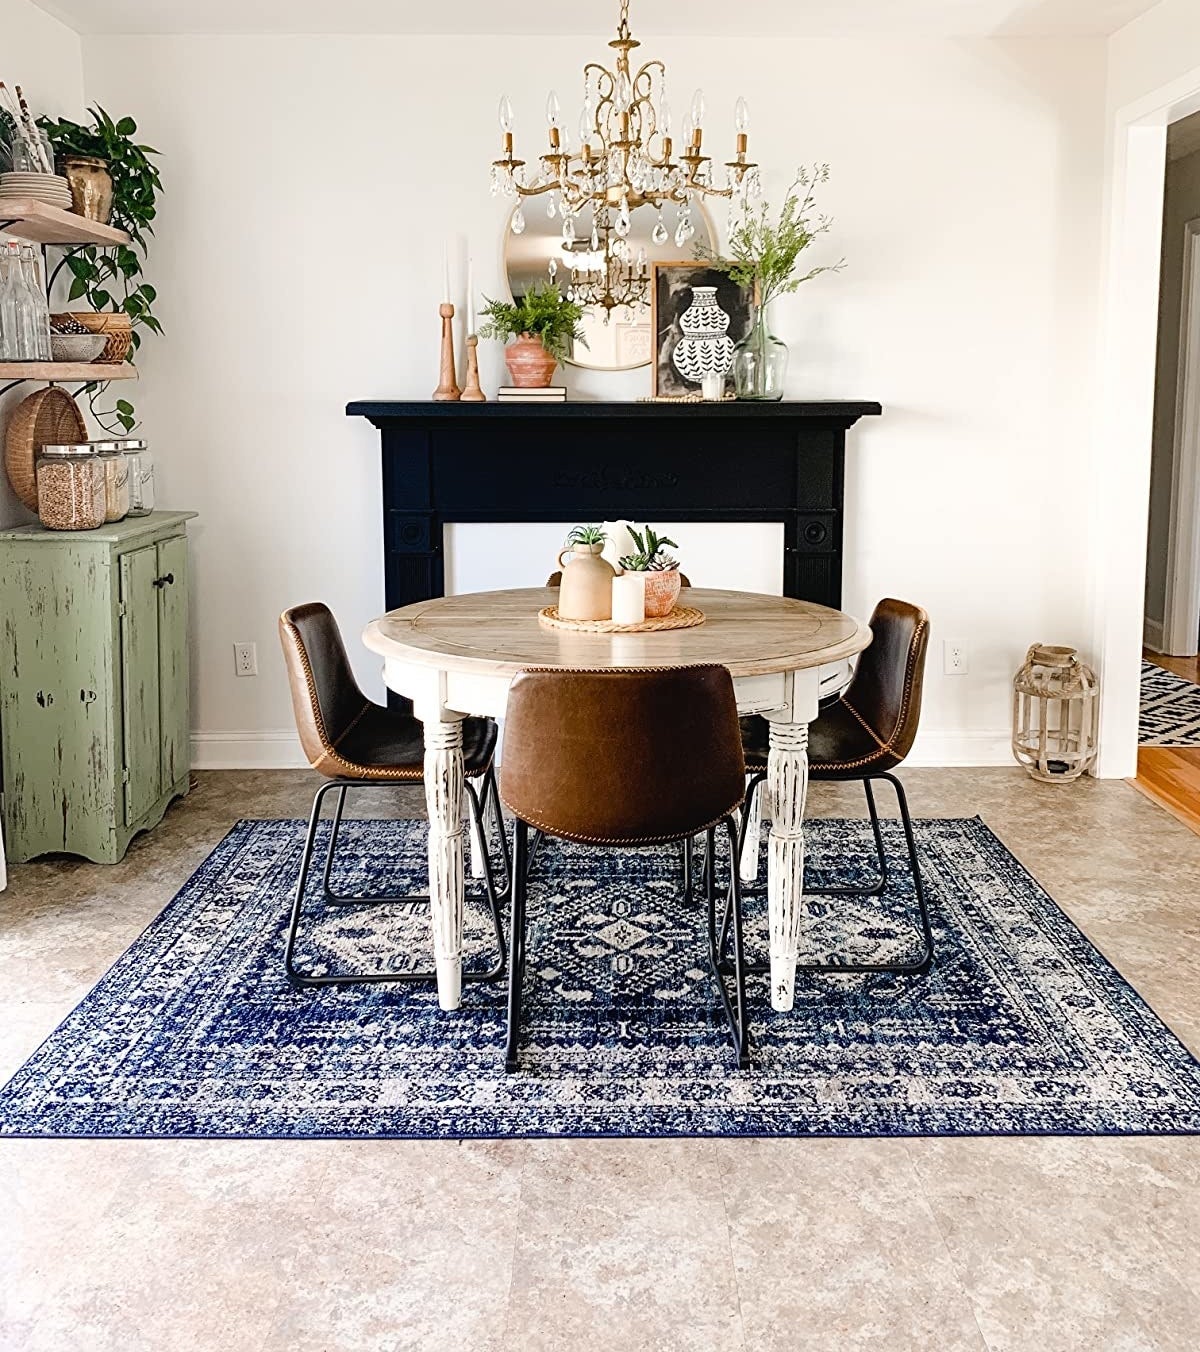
[
  {"x1": 117, "y1": 438, "x2": 155, "y2": 516},
  {"x1": 35, "y1": 444, "x2": 106, "y2": 531},
  {"x1": 90, "y1": 440, "x2": 130, "y2": 522}
]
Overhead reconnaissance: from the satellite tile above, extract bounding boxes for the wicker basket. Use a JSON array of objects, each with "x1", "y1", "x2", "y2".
[
  {"x1": 51, "y1": 311, "x2": 133, "y2": 364},
  {"x1": 3, "y1": 387, "x2": 88, "y2": 511}
]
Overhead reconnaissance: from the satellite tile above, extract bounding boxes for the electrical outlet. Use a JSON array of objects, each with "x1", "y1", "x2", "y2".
[
  {"x1": 233, "y1": 642, "x2": 258, "y2": 677},
  {"x1": 943, "y1": 640, "x2": 969, "y2": 675}
]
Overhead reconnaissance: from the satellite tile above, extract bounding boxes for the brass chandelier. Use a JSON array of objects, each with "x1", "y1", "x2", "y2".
[{"x1": 491, "y1": 0, "x2": 763, "y2": 315}]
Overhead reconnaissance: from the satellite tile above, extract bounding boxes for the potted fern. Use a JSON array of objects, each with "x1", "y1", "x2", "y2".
[
  {"x1": 480, "y1": 281, "x2": 587, "y2": 388},
  {"x1": 618, "y1": 524, "x2": 682, "y2": 618}
]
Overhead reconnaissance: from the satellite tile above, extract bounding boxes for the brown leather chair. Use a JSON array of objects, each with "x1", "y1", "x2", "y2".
[
  {"x1": 730, "y1": 598, "x2": 933, "y2": 976},
  {"x1": 279, "y1": 602, "x2": 508, "y2": 989},
  {"x1": 500, "y1": 665, "x2": 750, "y2": 1071}
]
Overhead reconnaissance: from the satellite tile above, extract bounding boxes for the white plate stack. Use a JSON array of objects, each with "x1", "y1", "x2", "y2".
[{"x1": 0, "y1": 173, "x2": 73, "y2": 210}]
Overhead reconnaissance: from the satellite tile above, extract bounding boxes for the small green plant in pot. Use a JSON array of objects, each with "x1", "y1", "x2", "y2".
[
  {"x1": 556, "y1": 524, "x2": 615, "y2": 622},
  {"x1": 618, "y1": 524, "x2": 682, "y2": 618},
  {"x1": 39, "y1": 105, "x2": 163, "y2": 434},
  {"x1": 480, "y1": 281, "x2": 587, "y2": 388}
]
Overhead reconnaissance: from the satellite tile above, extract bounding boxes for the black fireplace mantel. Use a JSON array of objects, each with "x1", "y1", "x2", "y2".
[{"x1": 347, "y1": 399, "x2": 881, "y2": 618}]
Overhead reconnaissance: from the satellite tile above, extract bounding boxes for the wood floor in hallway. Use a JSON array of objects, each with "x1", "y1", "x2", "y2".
[{"x1": 1137, "y1": 648, "x2": 1200, "y2": 834}]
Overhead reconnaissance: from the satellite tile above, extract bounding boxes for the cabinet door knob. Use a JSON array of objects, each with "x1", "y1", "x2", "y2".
[{"x1": 153, "y1": 573, "x2": 175, "y2": 589}]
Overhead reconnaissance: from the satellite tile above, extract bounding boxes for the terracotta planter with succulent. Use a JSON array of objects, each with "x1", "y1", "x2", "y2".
[
  {"x1": 618, "y1": 524, "x2": 682, "y2": 618},
  {"x1": 480, "y1": 281, "x2": 587, "y2": 389}
]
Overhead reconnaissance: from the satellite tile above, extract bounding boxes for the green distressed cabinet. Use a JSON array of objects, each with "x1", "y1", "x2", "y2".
[{"x1": 0, "y1": 511, "x2": 196, "y2": 863}]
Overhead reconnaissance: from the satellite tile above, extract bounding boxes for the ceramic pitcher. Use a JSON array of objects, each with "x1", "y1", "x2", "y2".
[{"x1": 556, "y1": 543, "x2": 615, "y2": 621}]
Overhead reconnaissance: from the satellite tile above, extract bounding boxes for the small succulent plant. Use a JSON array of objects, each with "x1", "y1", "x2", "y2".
[
  {"x1": 566, "y1": 523, "x2": 606, "y2": 547},
  {"x1": 619, "y1": 524, "x2": 680, "y2": 573}
]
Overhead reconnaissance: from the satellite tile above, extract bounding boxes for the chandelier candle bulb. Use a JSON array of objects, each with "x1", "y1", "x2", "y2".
[{"x1": 611, "y1": 571, "x2": 646, "y2": 626}]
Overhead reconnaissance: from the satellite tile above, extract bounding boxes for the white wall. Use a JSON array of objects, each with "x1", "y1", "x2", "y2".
[
  {"x1": 79, "y1": 33, "x2": 1108, "y2": 768},
  {"x1": 0, "y1": 0, "x2": 86, "y2": 530}
]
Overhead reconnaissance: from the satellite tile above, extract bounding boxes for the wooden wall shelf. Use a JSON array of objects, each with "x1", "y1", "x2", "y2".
[
  {"x1": 0, "y1": 361, "x2": 136, "y2": 382},
  {"x1": 0, "y1": 199, "x2": 130, "y2": 247}
]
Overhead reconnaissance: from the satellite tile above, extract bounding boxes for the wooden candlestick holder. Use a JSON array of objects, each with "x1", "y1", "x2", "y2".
[
  {"x1": 460, "y1": 334, "x2": 486, "y2": 402},
  {"x1": 433, "y1": 303, "x2": 461, "y2": 401}
]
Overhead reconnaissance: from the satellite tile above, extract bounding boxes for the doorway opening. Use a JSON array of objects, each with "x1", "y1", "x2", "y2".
[{"x1": 1137, "y1": 110, "x2": 1200, "y2": 831}]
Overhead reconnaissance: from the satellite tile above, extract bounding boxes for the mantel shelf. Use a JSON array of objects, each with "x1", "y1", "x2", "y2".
[
  {"x1": 0, "y1": 361, "x2": 136, "y2": 382},
  {"x1": 0, "y1": 198, "x2": 131, "y2": 247}
]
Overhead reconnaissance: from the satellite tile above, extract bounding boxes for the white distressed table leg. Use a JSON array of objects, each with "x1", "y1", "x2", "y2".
[
  {"x1": 766, "y1": 720, "x2": 809, "y2": 1012},
  {"x1": 739, "y1": 772, "x2": 762, "y2": 884},
  {"x1": 423, "y1": 718, "x2": 465, "y2": 1010}
]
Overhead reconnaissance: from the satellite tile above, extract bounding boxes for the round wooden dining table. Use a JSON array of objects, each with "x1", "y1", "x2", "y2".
[{"x1": 363, "y1": 587, "x2": 872, "y2": 1015}]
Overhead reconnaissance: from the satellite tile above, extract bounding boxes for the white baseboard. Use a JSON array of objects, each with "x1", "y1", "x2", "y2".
[
  {"x1": 904, "y1": 730, "x2": 1014, "y2": 768},
  {"x1": 191, "y1": 731, "x2": 309, "y2": 770},
  {"x1": 191, "y1": 728, "x2": 1016, "y2": 772},
  {"x1": 1144, "y1": 616, "x2": 1165, "y2": 652}
]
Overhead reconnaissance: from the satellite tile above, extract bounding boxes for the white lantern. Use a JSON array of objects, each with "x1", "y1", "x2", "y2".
[{"x1": 1012, "y1": 645, "x2": 1098, "y2": 783}]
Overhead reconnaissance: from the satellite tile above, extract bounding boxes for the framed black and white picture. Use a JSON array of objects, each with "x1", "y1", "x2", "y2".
[{"x1": 650, "y1": 261, "x2": 753, "y2": 397}]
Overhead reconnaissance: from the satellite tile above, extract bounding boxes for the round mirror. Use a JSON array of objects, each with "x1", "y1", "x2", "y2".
[{"x1": 503, "y1": 201, "x2": 716, "y2": 371}]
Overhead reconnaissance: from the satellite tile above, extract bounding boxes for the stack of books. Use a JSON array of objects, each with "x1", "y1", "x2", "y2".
[{"x1": 497, "y1": 386, "x2": 567, "y2": 403}]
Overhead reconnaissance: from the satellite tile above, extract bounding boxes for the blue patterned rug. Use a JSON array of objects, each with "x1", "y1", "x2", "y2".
[
  {"x1": 2, "y1": 816, "x2": 1199, "y2": 1139},
  {"x1": 1140, "y1": 659, "x2": 1200, "y2": 745}
]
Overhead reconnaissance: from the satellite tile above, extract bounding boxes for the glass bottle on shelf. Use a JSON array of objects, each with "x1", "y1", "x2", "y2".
[
  {"x1": 118, "y1": 439, "x2": 154, "y2": 516},
  {"x1": 19, "y1": 245, "x2": 52, "y2": 361},
  {"x1": 0, "y1": 241, "x2": 37, "y2": 360}
]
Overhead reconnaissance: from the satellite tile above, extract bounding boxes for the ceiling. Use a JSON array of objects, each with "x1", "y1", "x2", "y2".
[{"x1": 32, "y1": 0, "x2": 1163, "y2": 38}]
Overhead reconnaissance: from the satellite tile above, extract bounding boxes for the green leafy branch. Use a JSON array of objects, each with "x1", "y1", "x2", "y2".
[
  {"x1": 39, "y1": 106, "x2": 163, "y2": 433},
  {"x1": 700, "y1": 164, "x2": 844, "y2": 309}
]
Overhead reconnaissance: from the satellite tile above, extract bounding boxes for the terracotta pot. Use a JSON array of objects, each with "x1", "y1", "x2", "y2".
[
  {"x1": 629, "y1": 568, "x2": 681, "y2": 618},
  {"x1": 556, "y1": 543, "x2": 615, "y2": 621},
  {"x1": 505, "y1": 333, "x2": 558, "y2": 388},
  {"x1": 62, "y1": 155, "x2": 113, "y2": 225}
]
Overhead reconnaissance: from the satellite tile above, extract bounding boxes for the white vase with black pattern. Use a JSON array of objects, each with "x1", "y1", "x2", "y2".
[{"x1": 672, "y1": 285, "x2": 734, "y2": 387}]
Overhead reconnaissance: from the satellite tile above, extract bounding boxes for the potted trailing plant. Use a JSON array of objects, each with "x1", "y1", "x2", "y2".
[
  {"x1": 480, "y1": 281, "x2": 587, "y2": 388},
  {"x1": 38, "y1": 106, "x2": 163, "y2": 433},
  {"x1": 556, "y1": 523, "x2": 615, "y2": 621},
  {"x1": 618, "y1": 524, "x2": 682, "y2": 618},
  {"x1": 699, "y1": 164, "x2": 844, "y2": 401}
]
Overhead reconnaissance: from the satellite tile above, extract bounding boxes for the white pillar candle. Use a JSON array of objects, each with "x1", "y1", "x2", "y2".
[{"x1": 612, "y1": 571, "x2": 646, "y2": 625}]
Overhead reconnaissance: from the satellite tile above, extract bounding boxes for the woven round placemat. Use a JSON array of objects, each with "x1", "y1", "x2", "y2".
[
  {"x1": 537, "y1": 604, "x2": 706, "y2": 634},
  {"x1": 4, "y1": 387, "x2": 88, "y2": 511}
]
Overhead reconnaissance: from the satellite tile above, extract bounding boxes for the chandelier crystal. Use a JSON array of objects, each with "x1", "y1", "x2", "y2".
[{"x1": 490, "y1": 0, "x2": 764, "y2": 316}]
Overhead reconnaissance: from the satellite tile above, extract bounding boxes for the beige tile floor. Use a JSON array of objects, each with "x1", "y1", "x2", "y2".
[{"x1": 2, "y1": 768, "x2": 1200, "y2": 1351}]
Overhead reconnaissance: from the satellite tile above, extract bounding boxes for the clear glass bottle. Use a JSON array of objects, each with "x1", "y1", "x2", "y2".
[
  {"x1": 19, "y1": 245, "x2": 52, "y2": 361},
  {"x1": 118, "y1": 439, "x2": 155, "y2": 516},
  {"x1": 35, "y1": 444, "x2": 106, "y2": 531},
  {"x1": 732, "y1": 300, "x2": 789, "y2": 402},
  {"x1": 91, "y1": 441, "x2": 131, "y2": 522},
  {"x1": 0, "y1": 240, "x2": 37, "y2": 360}
]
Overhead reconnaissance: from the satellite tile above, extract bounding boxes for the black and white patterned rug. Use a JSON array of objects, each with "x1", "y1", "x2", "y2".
[
  {"x1": 1140, "y1": 659, "x2": 1200, "y2": 745},
  {"x1": 2, "y1": 816, "x2": 1199, "y2": 1139}
]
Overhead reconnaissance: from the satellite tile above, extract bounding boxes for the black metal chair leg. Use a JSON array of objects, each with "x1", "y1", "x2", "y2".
[
  {"x1": 681, "y1": 835, "x2": 694, "y2": 905},
  {"x1": 484, "y1": 765, "x2": 511, "y2": 890},
  {"x1": 720, "y1": 772, "x2": 933, "y2": 979},
  {"x1": 704, "y1": 818, "x2": 751, "y2": 1068},
  {"x1": 284, "y1": 781, "x2": 334, "y2": 988},
  {"x1": 505, "y1": 819, "x2": 529, "y2": 1072},
  {"x1": 286, "y1": 775, "x2": 509, "y2": 989}
]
